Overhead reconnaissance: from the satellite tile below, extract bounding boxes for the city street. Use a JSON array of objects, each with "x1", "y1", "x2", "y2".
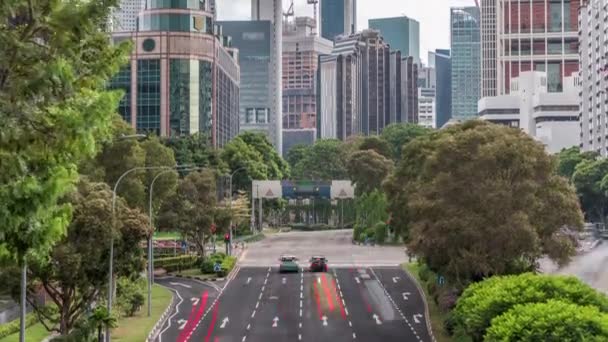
[{"x1": 154, "y1": 230, "x2": 432, "y2": 342}]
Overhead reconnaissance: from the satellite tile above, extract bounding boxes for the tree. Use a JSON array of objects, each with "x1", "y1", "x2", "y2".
[
  {"x1": 158, "y1": 170, "x2": 220, "y2": 257},
  {"x1": 452, "y1": 273, "x2": 608, "y2": 341},
  {"x1": 2, "y1": 180, "x2": 150, "y2": 335},
  {"x1": 358, "y1": 136, "x2": 392, "y2": 159},
  {"x1": 556, "y1": 146, "x2": 598, "y2": 180},
  {"x1": 353, "y1": 190, "x2": 389, "y2": 241},
  {"x1": 572, "y1": 158, "x2": 608, "y2": 226},
  {"x1": 485, "y1": 300, "x2": 608, "y2": 342},
  {"x1": 89, "y1": 307, "x2": 117, "y2": 342},
  {"x1": 0, "y1": 1, "x2": 130, "y2": 339},
  {"x1": 238, "y1": 132, "x2": 290, "y2": 180},
  {"x1": 285, "y1": 144, "x2": 311, "y2": 170},
  {"x1": 390, "y1": 121, "x2": 583, "y2": 283},
  {"x1": 380, "y1": 123, "x2": 431, "y2": 161},
  {"x1": 162, "y1": 133, "x2": 224, "y2": 170},
  {"x1": 222, "y1": 137, "x2": 269, "y2": 192},
  {"x1": 292, "y1": 139, "x2": 350, "y2": 180},
  {"x1": 347, "y1": 150, "x2": 394, "y2": 195}
]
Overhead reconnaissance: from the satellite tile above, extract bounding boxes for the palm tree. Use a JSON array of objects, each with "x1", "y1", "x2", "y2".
[{"x1": 88, "y1": 307, "x2": 117, "y2": 342}]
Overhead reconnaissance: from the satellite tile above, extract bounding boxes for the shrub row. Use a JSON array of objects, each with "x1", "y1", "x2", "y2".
[
  {"x1": 155, "y1": 255, "x2": 199, "y2": 272},
  {"x1": 0, "y1": 313, "x2": 38, "y2": 339},
  {"x1": 289, "y1": 223, "x2": 332, "y2": 231}
]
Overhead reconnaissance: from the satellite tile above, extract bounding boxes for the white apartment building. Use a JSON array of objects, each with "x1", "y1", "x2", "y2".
[
  {"x1": 479, "y1": 71, "x2": 580, "y2": 154},
  {"x1": 111, "y1": 0, "x2": 145, "y2": 32},
  {"x1": 418, "y1": 65, "x2": 437, "y2": 129},
  {"x1": 580, "y1": 0, "x2": 608, "y2": 156}
]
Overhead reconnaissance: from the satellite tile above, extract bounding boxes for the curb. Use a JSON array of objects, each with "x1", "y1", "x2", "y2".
[
  {"x1": 402, "y1": 264, "x2": 437, "y2": 342},
  {"x1": 146, "y1": 285, "x2": 178, "y2": 342}
]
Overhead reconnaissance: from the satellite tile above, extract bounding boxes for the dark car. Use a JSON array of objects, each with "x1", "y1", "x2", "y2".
[
  {"x1": 279, "y1": 255, "x2": 299, "y2": 273},
  {"x1": 309, "y1": 256, "x2": 328, "y2": 272}
]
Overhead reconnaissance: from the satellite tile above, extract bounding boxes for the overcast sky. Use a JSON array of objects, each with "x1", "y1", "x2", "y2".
[{"x1": 216, "y1": 0, "x2": 475, "y2": 64}]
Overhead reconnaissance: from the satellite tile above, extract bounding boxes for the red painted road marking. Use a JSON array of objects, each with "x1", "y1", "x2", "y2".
[
  {"x1": 313, "y1": 281, "x2": 323, "y2": 320},
  {"x1": 178, "y1": 291, "x2": 209, "y2": 342},
  {"x1": 321, "y1": 274, "x2": 335, "y2": 312},
  {"x1": 332, "y1": 279, "x2": 347, "y2": 319},
  {"x1": 204, "y1": 303, "x2": 220, "y2": 342}
]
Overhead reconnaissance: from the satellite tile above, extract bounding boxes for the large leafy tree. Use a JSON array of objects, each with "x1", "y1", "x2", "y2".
[
  {"x1": 347, "y1": 150, "x2": 394, "y2": 195},
  {"x1": 485, "y1": 300, "x2": 608, "y2": 341},
  {"x1": 163, "y1": 133, "x2": 224, "y2": 170},
  {"x1": 292, "y1": 139, "x2": 351, "y2": 180},
  {"x1": 358, "y1": 136, "x2": 392, "y2": 159},
  {"x1": 1, "y1": 180, "x2": 149, "y2": 335},
  {"x1": 572, "y1": 158, "x2": 608, "y2": 226},
  {"x1": 285, "y1": 144, "x2": 311, "y2": 170},
  {"x1": 380, "y1": 123, "x2": 431, "y2": 161},
  {"x1": 556, "y1": 146, "x2": 598, "y2": 180},
  {"x1": 452, "y1": 273, "x2": 608, "y2": 341},
  {"x1": 388, "y1": 121, "x2": 584, "y2": 283}
]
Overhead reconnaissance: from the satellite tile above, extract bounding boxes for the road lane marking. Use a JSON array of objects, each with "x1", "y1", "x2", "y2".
[
  {"x1": 299, "y1": 322, "x2": 302, "y2": 328},
  {"x1": 322, "y1": 315, "x2": 328, "y2": 326},
  {"x1": 317, "y1": 276, "x2": 321, "y2": 284},
  {"x1": 403, "y1": 292, "x2": 411, "y2": 300},
  {"x1": 246, "y1": 324, "x2": 250, "y2": 330},
  {"x1": 299, "y1": 309, "x2": 302, "y2": 317},
  {"x1": 272, "y1": 317, "x2": 279, "y2": 328},
  {"x1": 170, "y1": 282, "x2": 192, "y2": 289},
  {"x1": 242, "y1": 336, "x2": 246, "y2": 342},
  {"x1": 158, "y1": 285, "x2": 184, "y2": 340},
  {"x1": 348, "y1": 321, "x2": 352, "y2": 327},
  {"x1": 392, "y1": 277, "x2": 400, "y2": 283},
  {"x1": 246, "y1": 277, "x2": 252, "y2": 284},
  {"x1": 251, "y1": 310, "x2": 256, "y2": 318},
  {"x1": 259, "y1": 293, "x2": 263, "y2": 300},
  {"x1": 191, "y1": 297, "x2": 200, "y2": 306},
  {"x1": 300, "y1": 300, "x2": 303, "y2": 308},
  {"x1": 255, "y1": 302, "x2": 259, "y2": 309},
  {"x1": 345, "y1": 307, "x2": 349, "y2": 316},
  {"x1": 178, "y1": 319, "x2": 188, "y2": 330},
  {"x1": 298, "y1": 334, "x2": 302, "y2": 340},
  {"x1": 413, "y1": 314, "x2": 423, "y2": 324},
  {"x1": 353, "y1": 332, "x2": 356, "y2": 339},
  {"x1": 354, "y1": 277, "x2": 360, "y2": 284},
  {"x1": 282, "y1": 277, "x2": 287, "y2": 285},
  {"x1": 373, "y1": 313, "x2": 383, "y2": 325},
  {"x1": 220, "y1": 317, "x2": 229, "y2": 329}
]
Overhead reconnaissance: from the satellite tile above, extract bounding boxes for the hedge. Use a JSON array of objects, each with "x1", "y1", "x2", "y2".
[
  {"x1": 0, "y1": 313, "x2": 38, "y2": 339},
  {"x1": 155, "y1": 255, "x2": 199, "y2": 273}
]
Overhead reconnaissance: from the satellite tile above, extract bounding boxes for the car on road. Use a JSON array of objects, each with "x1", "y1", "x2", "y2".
[
  {"x1": 309, "y1": 256, "x2": 328, "y2": 272},
  {"x1": 279, "y1": 255, "x2": 299, "y2": 273}
]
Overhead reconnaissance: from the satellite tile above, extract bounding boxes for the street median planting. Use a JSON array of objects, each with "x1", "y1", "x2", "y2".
[
  {"x1": 0, "y1": 314, "x2": 38, "y2": 339},
  {"x1": 155, "y1": 255, "x2": 199, "y2": 273}
]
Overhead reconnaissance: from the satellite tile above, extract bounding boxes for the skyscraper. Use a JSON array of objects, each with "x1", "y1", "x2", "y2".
[
  {"x1": 109, "y1": 0, "x2": 240, "y2": 147},
  {"x1": 481, "y1": 0, "x2": 585, "y2": 96},
  {"x1": 401, "y1": 56, "x2": 419, "y2": 124},
  {"x1": 418, "y1": 64, "x2": 436, "y2": 129},
  {"x1": 111, "y1": 0, "x2": 145, "y2": 32},
  {"x1": 250, "y1": 0, "x2": 284, "y2": 155},
  {"x1": 320, "y1": 0, "x2": 357, "y2": 41},
  {"x1": 450, "y1": 7, "x2": 481, "y2": 120},
  {"x1": 368, "y1": 16, "x2": 420, "y2": 63},
  {"x1": 580, "y1": 0, "x2": 608, "y2": 156},
  {"x1": 430, "y1": 49, "x2": 452, "y2": 128}
]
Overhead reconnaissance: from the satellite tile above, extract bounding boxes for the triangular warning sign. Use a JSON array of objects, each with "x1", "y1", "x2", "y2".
[
  {"x1": 265, "y1": 189, "x2": 274, "y2": 197},
  {"x1": 339, "y1": 189, "x2": 348, "y2": 197}
]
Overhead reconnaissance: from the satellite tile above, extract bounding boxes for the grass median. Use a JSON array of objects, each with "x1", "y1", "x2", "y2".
[
  {"x1": 403, "y1": 263, "x2": 453, "y2": 342},
  {"x1": 0, "y1": 323, "x2": 49, "y2": 342}
]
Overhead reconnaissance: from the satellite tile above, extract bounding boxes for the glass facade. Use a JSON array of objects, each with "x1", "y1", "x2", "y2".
[
  {"x1": 147, "y1": 0, "x2": 206, "y2": 10},
  {"x1": 109, "y1": 64, "x2": 132, "y2": 123},
  {"x1": 451, "y1": 7, "x2": 481, "y2": 119},
  {"x1": 137, "y1": 59, "x2": 161, "y2": 135},
  {"x1": 368, "y1": 17, "x2": 420, "y2": 63},
  {"x1": 199, "y1": 61, "x2": 213, "y2": 134},
  {"x1": 169, "y1": 59, "x2": 191, "y2": 135},
  {"x1": 139, "y1": 13, "x2": 212, "y2": 33}
]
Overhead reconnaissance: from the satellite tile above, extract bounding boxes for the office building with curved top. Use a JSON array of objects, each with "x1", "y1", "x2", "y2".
[{"x1": 109, "y1": 0, "x2": 240, "y2": 148}]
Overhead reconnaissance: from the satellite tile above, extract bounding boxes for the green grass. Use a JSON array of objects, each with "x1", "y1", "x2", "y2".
[
  {"x1": 153, "y1": 231, "x2": 181, "y2": 241},
  {"x1": 111, "y1": 284, "x2": 172, "y2": 342},
  {"x1": 403, "y1": 263, "x2": 453, "y2": 342},
  {"x1": 0, "y1": 323, "x2": 50, "y2": 342}
]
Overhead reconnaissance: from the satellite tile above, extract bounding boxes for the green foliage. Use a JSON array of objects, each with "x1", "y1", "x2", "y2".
[
  {"x1": 116, "y1": 277, "x2": 146, "y2": 317},
  {"x1": 220, "y1": 256, "x2": 237, "y2": 275},
  {"x1": 0, "y1": 0, "x2": 130, "y2": 263},
  {"x1": 380, "y1": 123, "x2": 431, "y2": 161},
  {"x1": 452, "y1": 273, "x2": 608, "y2": 342},
  {"x1": 485, "y1": 300, "x2": 608, "y2": 342},
  {"x1": 388, "y1": 121, "x2": 583, "y2": 284},
  {"x1": 285, "y1": 144, "x2": 311, "y2": 170},
  {"x1": 292, "y1": 139, "x2": 351, "y2": 180},
  {"x1": 0, "y1": 314, "x2": 38, "y2": 339},
  {"x1": 353, "y1": 190, "x2": 388, "y2": 241},
  {"x1": 572, "y1": 158, "x2": 608, "y2": 225},
  {"x1": 199, "y1": 253, "x2": 235, "y2": 276},
  {"x1": 373, "y1": 222, "x2": 387, "y2": 244},
  {"x1": 359, "y1": 136, "x2": 392, "y2": 159},
  {"x1": 154, "y1": 255, "x2": 199, "y2": 273},
  {"x1": 347, "y1": 150, "x2": 394, "y2": 195},
  {"x1": 556, "y1": 146, "x2": 598, "y2": 180},
  {"x1": 162, "y1": 133, "x2": 225, "y2": 170}
]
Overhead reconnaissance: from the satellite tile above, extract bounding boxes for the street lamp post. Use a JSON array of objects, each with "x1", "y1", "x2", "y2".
[
  {"x1": 107, "y1": 165, "x2": 172, "y2": 342},
  {"x1": 228, "y1": 167, "x2": 247, "y2": 255}
]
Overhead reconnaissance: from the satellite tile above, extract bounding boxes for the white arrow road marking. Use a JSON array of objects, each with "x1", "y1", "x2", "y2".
[
  {"x1": 170, "y1": 282, "x2": 192, "y2": 289},
  {"x1": 322, "y1": 315, "x2": 328, "y2": 326},
  {"x1": 282, "y1": 277, "x2": 286, "y2": 285},
  {"x1": 246, "y1": 277, "x2": 252, "y2": 284},
  {"x1": 191, "y1": 297, "x2": 200, "y2": 306},
  {"x1": 413, "y1": 314, "x2": 423, "y2": 324},
  {"x1": 272, "y1": 317, "x2": 279, "y2": 328},
  {"x1": 354, "y1": 277, "x2": 360, "y2": 284},
  {"x1": 220, "y1": 317, "x2": 229, "y2": 329},
  {"x1": 372, "y1": 314, "x2": 382, "y2": 325},
  {"x1": 317, "y1": 277, "x2": 321, "y2": 284},
  {"x1": 392, "y1": 277, "x2": 400, "y2": 283},
  {"x1": 177, "y1": 319, "x2": 187, "y2": 330},
  {"x1": 402, "y1": 292, "x2": 411, "y2": 300}
]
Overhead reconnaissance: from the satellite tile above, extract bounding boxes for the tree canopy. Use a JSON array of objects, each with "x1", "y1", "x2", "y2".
[
  {"x1": 347, "y1": 150, "x2": 394, "y2": 195},
  {"x1": 380, "y1": 123, "x2": 431, "y2": 161},
  {"x1": 0, "y1": 0, "x2": 131, "y2": 263},
  {"x1": 386, "y1": 121, "x2": 583, "y2": 283},
  {"x1": 556, "y1": 147, "x2": 598, "y2": 180},
  {"x1": 572, "y1": 158, "x2": 608, "y2": 226},
  {"x1": 292, "y1": 139, "x2": 351, "y2": 180}
]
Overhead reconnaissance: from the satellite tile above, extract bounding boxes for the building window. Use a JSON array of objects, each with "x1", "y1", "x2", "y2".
[
  {"x1": 169, "y1": 59, "x2": 191, "y2": 136},
  {"x1": 109, "y1": 64, "x2": 132, "y2": 123},
  {"x1": 256, "y1": 108, "x2": 268, "y2": 124},
  {"x1": 199, "y1": 61, "x2": 213, "y2": 134},
  {"x1": 137, "y1": 59, "x2": 161, "y2": 135}
]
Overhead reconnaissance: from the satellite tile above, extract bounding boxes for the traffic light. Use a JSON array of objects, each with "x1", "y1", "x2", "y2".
[
  {"x1": 210, "y1": 223, "x2": 217, "y2": 234},
  {"x1": 224, "y1": 233, "x2": 230, "y2": 242}
]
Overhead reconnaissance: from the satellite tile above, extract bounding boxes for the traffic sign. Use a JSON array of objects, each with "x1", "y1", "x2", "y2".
[{"x1": 214, "y1": 263, "x2": 222, "y2": 272}]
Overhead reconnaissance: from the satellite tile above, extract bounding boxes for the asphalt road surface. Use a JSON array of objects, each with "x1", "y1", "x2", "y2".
[{"x1": 154, "y1": 230, "x2": 432, "y2": 342}]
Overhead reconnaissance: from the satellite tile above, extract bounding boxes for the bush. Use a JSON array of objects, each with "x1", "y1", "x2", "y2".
[
  {"x1": 452, "y1": 273, "x2": 608, "y2": 342},
  {"x1": 0, "y1": 314, "x2": 38, "y2": 339},
  {"x1": 155, "y1": 255, "x2": 198, "y2": 272},
  {"x1": 200, "y1": 253, "x2": 229, "y2": 274},
  {"x1": 116, "y1": 277, "x2": 146, "y2": 317},
  {"x1": 219, "y1": 256, "x2": 237, "y2": 277},
  {"x1": 485, "y1": 300, "x2": 608, "y2": 341},
  {"x1": 373, "y1": 221, "x2": 387, "y2": 244}
]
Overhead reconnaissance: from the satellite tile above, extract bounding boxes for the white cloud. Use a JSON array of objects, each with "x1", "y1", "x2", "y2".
[{"x1": 217, "y1": 0, "x2": 476, "y2": 63}]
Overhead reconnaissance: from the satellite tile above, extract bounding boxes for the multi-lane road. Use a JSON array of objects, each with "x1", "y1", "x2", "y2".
[{"x1": 154, "y1": 230, "x2": 433, "y2": 342}]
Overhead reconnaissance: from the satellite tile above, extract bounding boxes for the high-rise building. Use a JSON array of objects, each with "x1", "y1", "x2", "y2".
[
  {"x1": 479, "y1": 71, "x2": 580, "y2": 154},
  {"x1": 109, "y1": 0, "x2": 240, "y2": 147},
  {"x1": 283, "y1": 17, "x2": 333, "y2": 130},
  {"x1": 318, "y1": 30, "x2": 416, "y2": 140},
  {"x1": 580, "y1": 0, "x2": 608, "y2": 156},
  {"x1": 368, "y1": 16, "x2": 420, "y2": 64},
  {"x1": 481, "y1": 0, "x2": 585, "y2": 96},
  {"x1": 111, "y1": 0, "x2": 145, "y2": 32},
  {"x1": 418, "y1": 64, "x2": 436, "y2": 129},
  {"x1": 430, "y1": 49, "x2": 452, "y2": 128},
  {"x1": 249, "y1": 0, "x2": 284, "y2": 154},
  {"x1": 451, "y1": 7, "x2": 481, "y2": 120},
  {"x1": 217, "y1": 21, "x2": 273, "y2": 139},
  {"x1": 320, "y1": 0, "x2": 357, "y2": 41}
]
